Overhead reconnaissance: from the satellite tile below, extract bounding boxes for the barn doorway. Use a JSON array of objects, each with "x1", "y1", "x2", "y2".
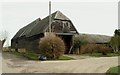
[{"x1": 56, "y1": 33, "x2": 73, "y2": 54}]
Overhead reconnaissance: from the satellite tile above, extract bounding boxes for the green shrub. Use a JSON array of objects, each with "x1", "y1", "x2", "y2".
[
  {"x1": 39, "y1": 35, "x2": 65, "y2": 60},
  {"x1": 73, "y1": 36, "x2": 88, "y2": 54},
  {"x1": 109, "y1": 36, "x2": 120, "y2": 53}
]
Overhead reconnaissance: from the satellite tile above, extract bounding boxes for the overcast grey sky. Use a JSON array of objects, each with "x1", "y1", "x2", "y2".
[{"x1": 0, "y1": 0, "x2": 118, "y2": 46}]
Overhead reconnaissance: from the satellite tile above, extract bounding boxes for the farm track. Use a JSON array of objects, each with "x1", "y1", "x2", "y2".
[{"x1": 1, "y1": 52, "x2": 119, "y2": 73}]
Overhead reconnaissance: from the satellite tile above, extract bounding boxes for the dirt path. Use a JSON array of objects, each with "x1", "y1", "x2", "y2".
[{"x1": 2, "y1": 52, "x2": 119, "y2": 73}]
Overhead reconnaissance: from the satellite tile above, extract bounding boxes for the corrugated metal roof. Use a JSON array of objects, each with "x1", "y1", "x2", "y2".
[
  {"x1": 13, "y1": 18, "x2": 41, "y2": 39},
  {"x1": 75, "y1": 34, "x2": 111, "y2": 43}
]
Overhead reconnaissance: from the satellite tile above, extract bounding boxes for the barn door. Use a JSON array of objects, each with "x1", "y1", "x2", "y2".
[{"x1": 58, "y1": 35, "x2": 73, "y2": 54}]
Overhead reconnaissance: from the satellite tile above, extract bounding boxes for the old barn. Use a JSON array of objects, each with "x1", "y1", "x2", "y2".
[
  {"x1": 74, "y1": 34, "x2": 112, "y2": 54},
  {"x1": 11, "y1": 11, "x2": 78, "y2": 53}
]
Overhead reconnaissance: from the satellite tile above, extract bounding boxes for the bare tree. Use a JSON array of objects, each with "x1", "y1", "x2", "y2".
[{"x1": 0, "y1": 30, "x2": 8, "y2": 51}]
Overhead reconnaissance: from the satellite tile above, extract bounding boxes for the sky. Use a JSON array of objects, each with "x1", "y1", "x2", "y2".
[{"x1": 0, "y1": 0, "x2": 119, "y2": 46}]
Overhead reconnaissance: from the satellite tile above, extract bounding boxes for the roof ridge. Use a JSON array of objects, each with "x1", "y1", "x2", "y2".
[{"x1": 12, "y1": 11, "x2": 73, "y2": 39}]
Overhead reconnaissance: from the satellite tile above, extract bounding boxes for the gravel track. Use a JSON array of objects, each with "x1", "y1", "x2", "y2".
[{"x1": 1, "y1": 52, "x2": 119, "y2": 73}]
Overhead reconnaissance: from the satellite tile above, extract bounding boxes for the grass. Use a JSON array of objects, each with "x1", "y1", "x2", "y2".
[
  {"x1": 3, "y1": 51, "x2": 39, "y2": 60},
  {"x1": 3, "y1": 51, "x2": 73, "y2": 60},
  {"x1": 106, "y1": 65, "x2": 120, "y2": 75},
  {"x1": 23, "y1": 53, "x2": 39, "y2": 60},
  {"x1": 59, "y1": 55, "x2": 74, "y2": 60},
  {"x1": 80, "y1": 53, "x2": 120, "y2": 57}
]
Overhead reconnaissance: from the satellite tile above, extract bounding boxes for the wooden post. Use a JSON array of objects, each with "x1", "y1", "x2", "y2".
[{"x1": 49, "y1": 1, "x2": 52, "y2": 35}]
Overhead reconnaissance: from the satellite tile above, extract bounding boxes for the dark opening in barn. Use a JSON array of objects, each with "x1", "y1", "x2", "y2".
[{"x1": 56, "y1": 33, "x2": 73, "y2": 54}]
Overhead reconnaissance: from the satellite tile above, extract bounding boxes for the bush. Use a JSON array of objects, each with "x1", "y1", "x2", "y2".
[
  {"x1": 80, "y1": 44, "x2": 96, "y2": 54},
  {"x1": 39, "y1": 35, "x2": 65, "y2": 60},
  {"x1": 98, "y1": 45, "x2": 113, "y2": 55},
  {"x1": 73, "y1": 36, "x2": 88, "y2": 54},
  {"x1": 109, "y1": 36, "x2": 120, "y2": 53},
  {"x1": 80, "y1": 44, "x2": 112, "y2": 54}
]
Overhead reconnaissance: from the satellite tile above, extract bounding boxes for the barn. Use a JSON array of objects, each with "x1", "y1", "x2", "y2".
[
  {"x1": 11, "y1": 11, "x2": 78, "y2": 53},
  {"x1": 74, "y1": 34, "x2": 112, "y2": 54}
]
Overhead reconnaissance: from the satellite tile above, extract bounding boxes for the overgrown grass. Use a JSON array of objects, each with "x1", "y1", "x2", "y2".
[
  {"x1": 106, "y1": 65, "x2": 120, "y2": 75},
  {"x1": 80, "y1": 53, "x2": 120, "y2": 57},
  {"x1": 3, "y1": 51, "x2": 73, "y2": 60}
]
